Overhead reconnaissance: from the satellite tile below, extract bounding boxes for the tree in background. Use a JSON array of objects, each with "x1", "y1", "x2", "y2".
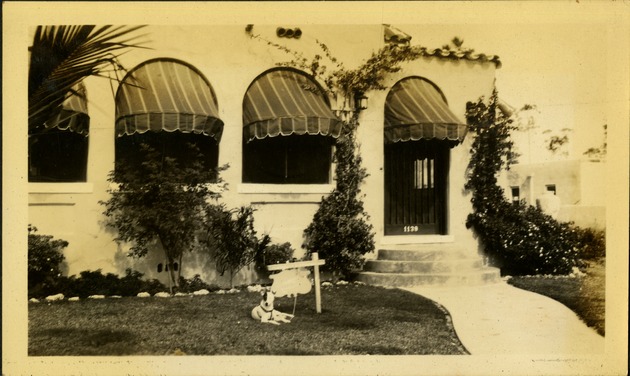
[
  {"x1": 583, "y1": 124, "x2": 607, "y2": 161},
  {"x1": 543, "y1": 127, "x2": 572, "y2": 157},
  {"x1": 205, "y1": 206, "x2": 271, "y2": 288},
  {"x1": 100, "y1": 143, "x2": 226, "y2": 293}
]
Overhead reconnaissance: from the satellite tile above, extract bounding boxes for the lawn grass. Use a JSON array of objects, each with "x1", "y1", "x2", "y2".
[
  {"x1": 29, "y1": 284, "x2": 468, "y2": 356},
  {"x1": 507, "y1": 259, "x2": 605, "y2": 336}
]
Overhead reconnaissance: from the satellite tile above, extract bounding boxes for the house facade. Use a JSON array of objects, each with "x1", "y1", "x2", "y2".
[{"x1": 28, "y1": 25, "x2": 500, "y2": 287}]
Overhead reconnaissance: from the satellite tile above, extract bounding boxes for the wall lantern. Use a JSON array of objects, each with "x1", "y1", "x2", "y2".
[{"x1": 354, "y1": 92, "x2": 368, "y2": 111}]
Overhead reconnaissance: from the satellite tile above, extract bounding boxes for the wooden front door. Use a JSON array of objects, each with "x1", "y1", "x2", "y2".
[{"x1": 384, "y1": 140, "x2": 449, "y2": 235}]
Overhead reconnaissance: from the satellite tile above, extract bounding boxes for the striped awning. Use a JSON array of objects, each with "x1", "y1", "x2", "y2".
[
  {"x1": 243, "y1": 69, "x2": 343, "y2": 142},
  {"x1": 384, "y1": 77, "x2": 468, "y2": 143},
  {"x1": 115, "y1": 59, "x2": 224, "y2": 141},
  {"x1": 42, "y1": 82, "x2": 89, "y2": 135}
]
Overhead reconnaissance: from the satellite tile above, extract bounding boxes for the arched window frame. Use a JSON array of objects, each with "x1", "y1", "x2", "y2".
[{"x1": 241, "y1": 67, "x2": 342, "y2": 185}]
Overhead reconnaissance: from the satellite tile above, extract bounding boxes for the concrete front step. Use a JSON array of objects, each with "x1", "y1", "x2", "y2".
[
  {"x1": 356, "y1": 246, "x2": 500, "y2": 287},
  {"x1": 364, "y1": 258, "x2": 483, "y2": 274},
  {"x1": 356, "y1": 267, "x2": 502, "y2": 287},
  {"x1": 377, "y1": 248, "x2": 479, "y2": 261}
]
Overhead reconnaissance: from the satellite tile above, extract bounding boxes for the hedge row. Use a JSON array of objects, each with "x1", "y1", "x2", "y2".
[{"x1": 28, "y1": 269, "x2": 223, "y2": 299}]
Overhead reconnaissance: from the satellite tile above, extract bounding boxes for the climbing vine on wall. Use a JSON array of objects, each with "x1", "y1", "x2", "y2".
[{"x1": 248, "y1": 30, "x2": 481, "y2": 277}]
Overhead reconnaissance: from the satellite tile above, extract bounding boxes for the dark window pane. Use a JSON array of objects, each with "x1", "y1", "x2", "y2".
[
  {"x1": 243, "y1": 135, "x2": 332, "y2": 184},
  {"x1": 115, "y1": 131, "x2": 219, "y2": 182},
  {"x1": 28, "y1": 130, "x2": 89, "y2": 182}
]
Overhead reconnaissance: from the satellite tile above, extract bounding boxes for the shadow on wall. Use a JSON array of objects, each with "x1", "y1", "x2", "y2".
[
  {"x1": 112, "y1": 238, "x2": 260, "y2": 288},
  {"x1": 113, "y1": 243, "x2": 137, "y2": 276},
  {"x1": 59, "y1": 259, "x2": 70, "y2": 277},
  {"x1": 558, "y1": 206, "x2": 606, "y2": 230},
  {"x1": 185, "y1": 250, "x2": 260, "y2": 289}
]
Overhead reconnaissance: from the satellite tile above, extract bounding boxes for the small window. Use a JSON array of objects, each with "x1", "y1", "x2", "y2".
[
  {"x1": 29, "y1": 130, "x2": 89, "y2": 182},
  {"x1": 546, "y1": 184, "x2": 556, "y2": 195},
  {"x1": 157, "y1": 263, "x2": 163, "y2": 273},
  {"x1": 414, "y1": 158, "x2": 433, "y2": 189},
  {"x1": 29, "y1": 82, "x2": 90, "y2": 182},
  {"x1": 242, "y1": 135, "x2": 333, "y2": 184},
  {"x1": 511, "y1": 186, "x2": 520, "y2": 203}
]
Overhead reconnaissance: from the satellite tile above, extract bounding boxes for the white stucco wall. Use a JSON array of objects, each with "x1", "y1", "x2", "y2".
[
  {"x1": 28, "y1": 25, "x2": 497, "y2": 286},
  {"x1": 504, "y1": 159, "x2": 606, "y2": 229}
]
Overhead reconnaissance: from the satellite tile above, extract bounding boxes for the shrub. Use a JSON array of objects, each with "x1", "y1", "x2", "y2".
[
  {"x1": 28, "y1": 225, "x2": 68, "y2": 295},
  {"x1": 205, "y1": 205, "x2": 271, "y2": 287},
  {"x1": 117, "y1": 268, "x2": 151, "y2": 296},
  {"x1": 73, "y1": 270, "x2": 122, "y2": 297},
  {"x1": 139, "y1": 278, "x2": 169, "y2": 296},
  {"x1": 177, "y1": 274, "x2": 220, "y2": 293},
  {"x1": 303, "y1": 122, "x2": 375, "y2": 278},
  {"x1": 254, "y1": 242, "x2": 295, "y2": 276},
  {"x1": 30, "y1": 268, "x2": 167, "y2": 298},
  {"x1": 468, "y1": 202, "x2": 585, "y2": 275},
  {"x1": 573, "y1": 226, "x2": 606, "y2": 261}
]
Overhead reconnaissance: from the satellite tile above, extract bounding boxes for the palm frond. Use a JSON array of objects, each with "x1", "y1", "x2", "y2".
[{"x1": 29, "y1": 25, "x2": 147, "y2": 133}]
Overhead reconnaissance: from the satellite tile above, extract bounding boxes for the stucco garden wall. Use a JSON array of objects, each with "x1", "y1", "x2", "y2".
[{"x1": 504, "y1": 160, "x2": 606, "y2": 229}]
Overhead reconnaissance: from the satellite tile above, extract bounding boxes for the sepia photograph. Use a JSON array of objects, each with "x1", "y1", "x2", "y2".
[{"x1": 3, "y1": 2, "x2": 628, "y2": 375}]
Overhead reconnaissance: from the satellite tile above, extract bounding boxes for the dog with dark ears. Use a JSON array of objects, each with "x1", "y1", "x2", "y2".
[{"x1": 251, "y1": 288, "x2": 294, "y2": 325}]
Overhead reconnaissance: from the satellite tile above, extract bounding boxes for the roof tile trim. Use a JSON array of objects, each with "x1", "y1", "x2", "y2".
[{"x1": 420, "y1": 47, "x2": 502, "y2": 68}]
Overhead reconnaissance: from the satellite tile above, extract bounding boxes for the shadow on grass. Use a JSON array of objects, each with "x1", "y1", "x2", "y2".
[{"x1": 31, "y1": 328, "x2": 137, "y2": 355}]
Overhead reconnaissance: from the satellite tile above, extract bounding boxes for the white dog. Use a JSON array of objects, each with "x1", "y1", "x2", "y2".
[{"x1": 251, "y1": 289, "x2": 294, "y2": 325}]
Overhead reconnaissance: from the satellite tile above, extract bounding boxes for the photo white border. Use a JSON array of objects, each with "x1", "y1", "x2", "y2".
[{"x1": 3, "y1": 2, "x2": 628, "y2": 375}]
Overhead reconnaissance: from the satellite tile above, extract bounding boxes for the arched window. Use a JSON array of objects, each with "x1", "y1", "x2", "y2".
[
  {"x1": 114, "y1": 58, "x2": 223, "y2": 181},
  {"x1": 242, "y1": 68, "x2": 342, "y2": 184},
  {"x1": 28, "y1": 82, "x2": 89, "y2": 182}
]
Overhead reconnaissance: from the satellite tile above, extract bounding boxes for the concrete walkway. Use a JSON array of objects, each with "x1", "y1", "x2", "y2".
[{"x1": 404, "y1": 282, "x2": 605, "y2": 355}]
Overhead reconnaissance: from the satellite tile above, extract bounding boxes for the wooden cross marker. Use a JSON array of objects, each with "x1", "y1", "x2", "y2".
[{"x1": 267, "y1": 252, "x2": 326, "y2": 313}]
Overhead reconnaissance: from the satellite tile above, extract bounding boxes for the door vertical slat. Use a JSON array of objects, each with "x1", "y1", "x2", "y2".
[
  {"x1": 384, "y1": 146, "x2": 390, "y2": 227},
  {"x1": 402, "y1": 145, "x2": 407, "y2": 225},
  {"x1": 429, "y1": 157, "x2": 435, "y2": 223},
  {"x1": 384, "y1": 140, "x2": 448, "y2": 235},
  {"x1": 407, "y1": 144, "x2": 413, "y2": 225}
]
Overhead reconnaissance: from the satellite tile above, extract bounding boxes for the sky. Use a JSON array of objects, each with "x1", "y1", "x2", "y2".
[{"x1": 396, "y1": 21, "x2": 611, "y2": 163}]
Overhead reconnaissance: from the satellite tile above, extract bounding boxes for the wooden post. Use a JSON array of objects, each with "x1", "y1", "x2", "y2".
[
  {"x1": 267, "y1": 253, "x2": 325, "y2": 314},
  {"x1": 312, "y1": 252, "x2": 322, "y2": 313}
]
